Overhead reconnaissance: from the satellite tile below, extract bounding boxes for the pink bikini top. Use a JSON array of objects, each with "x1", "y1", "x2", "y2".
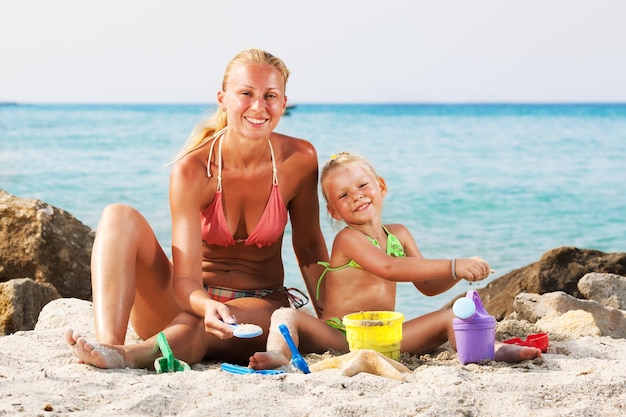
[{"x1": 200, "y1": 129, "x2": 288, "y2": 248}]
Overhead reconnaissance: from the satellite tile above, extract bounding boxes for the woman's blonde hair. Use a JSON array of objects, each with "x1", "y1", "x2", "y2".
[
  {"x1": 320, "y1": 152, "x2": 380, "y2": 204},
  {"x1": 171, "y1": 48, "x2": 290, "y2": 163}
]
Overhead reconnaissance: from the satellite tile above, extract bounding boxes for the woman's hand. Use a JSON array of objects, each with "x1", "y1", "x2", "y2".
[
  {"x1": 202, "y1": 300, "x2": 238, "y2": 339},
  {"x1": 455, "y1": 256, "x2": 493, "y2": 282}
]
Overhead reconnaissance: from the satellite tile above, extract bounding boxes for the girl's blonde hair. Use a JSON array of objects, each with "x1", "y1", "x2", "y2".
[
  {"x1": 171, "y1": 48, "x2": 290, "y2": 163},
  {"x1": 320, "y1": 152, "x2": 380, "y2": 204}
]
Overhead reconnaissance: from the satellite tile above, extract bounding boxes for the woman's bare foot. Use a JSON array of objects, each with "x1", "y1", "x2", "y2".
[
  {"x1": 249, "y1": 351, "x2": 289, "y2": 370},
  {"x1": 494, "y1": 341, "x2": 542, "y2": 363},
  {"x1": 64, "y1": 328, "x2": 130, "y2": 369}
]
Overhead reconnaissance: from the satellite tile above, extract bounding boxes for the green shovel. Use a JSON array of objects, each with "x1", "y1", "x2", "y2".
[{"x1": 154, "y1": 332, "x2": 191, "y2": 373}]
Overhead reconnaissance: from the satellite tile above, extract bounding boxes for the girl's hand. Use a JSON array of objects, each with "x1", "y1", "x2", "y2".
[
  {"x1": 203, "y1": 300, "x2": 237, "y2": 339},
  {"x1": 455, "y1": 256, "x2": 493, "y2": 282}
]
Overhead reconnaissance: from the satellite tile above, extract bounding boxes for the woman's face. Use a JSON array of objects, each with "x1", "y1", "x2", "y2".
[
  {"x1": 324, "y1": 165, "x2": 386, "y2": 225},
  {"x1": 218, "y1": 63, "x2": 287, "y2": 138}
]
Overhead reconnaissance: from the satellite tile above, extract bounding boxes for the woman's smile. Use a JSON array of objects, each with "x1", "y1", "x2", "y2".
[{"x1": 245, "y1": 116, "x2": 267, "y2": 126}]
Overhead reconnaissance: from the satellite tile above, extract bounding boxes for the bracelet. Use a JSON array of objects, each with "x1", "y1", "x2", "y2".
[{"x1": 451, "y1": 258, "x2": 458, "y2": 281}]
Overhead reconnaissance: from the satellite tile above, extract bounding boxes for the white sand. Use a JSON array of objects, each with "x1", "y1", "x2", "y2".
[{"x1": 0, "y1": 298, "x2": 625, "y2": 417}]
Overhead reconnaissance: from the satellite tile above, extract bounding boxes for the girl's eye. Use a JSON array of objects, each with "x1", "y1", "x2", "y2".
[
  {"x1": 338, "y1": 193, "x2": 347, "y2": 200},
  {"x1": 359, "y1": 182, "x2": 368, "y2": 188}
]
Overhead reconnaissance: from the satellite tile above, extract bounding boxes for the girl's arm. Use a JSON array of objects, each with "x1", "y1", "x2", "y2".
[{"x1": 335, "y1": 225, "x2": 490, "y2": 296}]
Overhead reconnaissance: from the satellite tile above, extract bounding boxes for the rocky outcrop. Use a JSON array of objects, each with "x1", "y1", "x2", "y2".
[
  {"x1": 0, "y1": 189, "x2": 94, "y2": 299},
  {"x1": 512, "y1": 291, "x2": 626, "y2": 339},
  {"x1": 0, "y1": 190, "x2": 95, "y2": 334},
  {"x1": 578, "y1": 272, "x2": 626, "y2": 310},
  {"x1": 0, "y1": 278, "x2": 60, "y2": 334},
  {"x1": 450, "y1": 247, "x2": 626, "y2": 320}
]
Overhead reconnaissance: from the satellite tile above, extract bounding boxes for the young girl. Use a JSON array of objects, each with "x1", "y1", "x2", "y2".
[{"x1": 250, "y1": 152, "x2": 541, "y2": 370}]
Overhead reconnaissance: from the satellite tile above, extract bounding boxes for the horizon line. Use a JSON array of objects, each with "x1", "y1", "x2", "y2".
[{"x1": 3, "y1": 101, "x2": 626, "y2": 106}]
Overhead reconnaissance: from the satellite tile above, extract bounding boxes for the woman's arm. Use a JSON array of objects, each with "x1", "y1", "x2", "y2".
[
  {"x1": 285, "y1": 141, "x2": 329, "y2": 317},
  {"x1": 169, "y1": 157, "x2": 232, "y2": 327}
]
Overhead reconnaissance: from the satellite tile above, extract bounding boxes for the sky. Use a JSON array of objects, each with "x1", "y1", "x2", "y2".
[{"x1": 1, "y1": 0, "x2": 625, "y2": 104}]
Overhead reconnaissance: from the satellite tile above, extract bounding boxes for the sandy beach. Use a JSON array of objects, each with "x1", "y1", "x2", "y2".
[{"x1": 0, "y1": 298, "x2": 624, "y2": 417}]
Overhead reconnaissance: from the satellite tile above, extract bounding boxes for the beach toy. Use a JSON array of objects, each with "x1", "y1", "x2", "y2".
[
  {"x1": 452, "y1": 290, "x2": 496, "y2": 365},
  {"x1": 342, "y1": 311, "x2": 404, "y2": 361},
  {"x1": 223, "y1": 321, "x2": 263, "y2": 338},
  {"x1": 452, "y1": 296, "x2": 477, "y2": 319},
  {"x1": 502, "y1": 333, "x2": 549, "y2": 353},
  {"x1": 220, "y1": 363, "x2": 285, "y2": 375},
  {"x1": 154, "y1": 332, "x2": 191, "y2": 373},
  {"x1": 278, "y1": 324, "x2": 310, "y2": 373}
]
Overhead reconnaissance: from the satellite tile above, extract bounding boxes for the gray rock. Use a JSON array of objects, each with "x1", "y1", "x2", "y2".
[
  {"x1": 578, "y1": 272, "x2": 626, "y2": 310},
  {"x1": 513, "y1": 291, "x2": 626, "y2": 338}
]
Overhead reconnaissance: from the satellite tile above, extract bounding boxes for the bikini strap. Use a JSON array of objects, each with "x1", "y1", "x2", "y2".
[
  {"x1": 315, "y1": 261, "x2": 350, "y2": 300},
  {"x1": 208, "y1": 129, "x2": 274, "y2": 191},
  {"x1": 268, "y1": 139, "x2": 278, "y2": 185},
  {"x1": 345, "y1": 225, "x2": 381, "y2": 248},
  {"x1": 206, "y1": 126, "x2": 228, "y2": 183},
  {"x1": 282, "y1": 287, "x2": 309, "y2": 309}
]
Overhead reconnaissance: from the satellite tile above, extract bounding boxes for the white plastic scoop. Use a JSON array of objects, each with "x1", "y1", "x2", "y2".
[{"x1": 225, "y1": 322, "x2": 263, "y2": 338}]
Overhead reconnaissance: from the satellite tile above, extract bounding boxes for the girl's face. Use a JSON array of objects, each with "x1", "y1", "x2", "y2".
[
  {"x1": 324, "y1": 164, "x2": 386, "y2": 225},
  {"x1": 218, "y1": 63, "x2": 287, "y2": 139}
]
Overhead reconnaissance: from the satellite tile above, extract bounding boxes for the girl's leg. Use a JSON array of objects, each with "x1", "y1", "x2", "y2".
[
  {"x1": 249, "y1": 308, "x2": 349, "y2": 370},
  {"x1": 401, "y1": 309, "x2": 456, "y2": 355},
  {"x1": 91, "y1": 204, "x2": 180, "y2": 344},
  {"x1": 401, "y1": 309, "x2": 542, "y2": 362}
]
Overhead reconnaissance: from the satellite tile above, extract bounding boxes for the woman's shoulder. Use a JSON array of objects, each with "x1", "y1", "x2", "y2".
[
  {"x1": 271, "y1": 132, "x2": 317, "y2": 155},
  {"x1": 170, "y1": 146, "x2": 210, "y2": 181},
  {"x1": 271, "y1": 132, "x2": 319, "y2": 173}
]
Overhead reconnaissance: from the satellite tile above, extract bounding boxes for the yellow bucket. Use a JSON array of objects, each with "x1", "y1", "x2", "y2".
[{"x1": 343, "y1": 311, "x2": 404, "y2": 360}]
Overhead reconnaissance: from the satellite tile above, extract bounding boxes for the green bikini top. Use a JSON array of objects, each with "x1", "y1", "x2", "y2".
[{"x1": 316, "y1": 225, "x2": 406, "y2": 299}]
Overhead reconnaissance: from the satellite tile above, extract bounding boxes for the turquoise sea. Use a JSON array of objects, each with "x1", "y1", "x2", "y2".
[{"x1": 2, "y1": 103, "x2": 625, "y2": 318}]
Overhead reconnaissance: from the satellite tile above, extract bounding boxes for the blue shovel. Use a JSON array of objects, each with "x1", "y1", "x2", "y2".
[{"x1": 278, "y1": 324, "x2": 310, "y2": 374}]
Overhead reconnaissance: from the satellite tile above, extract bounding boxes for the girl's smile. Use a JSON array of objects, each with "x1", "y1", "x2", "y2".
[{"x1": 324, "y1": 165, "x2": 385, "y2": 223}]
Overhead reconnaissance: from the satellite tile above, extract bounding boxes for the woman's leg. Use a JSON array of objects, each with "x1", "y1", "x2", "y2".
[
  {"x1": 65, "y1": 312, "x2": 209, "y2": 369},
  {"x1": 197, "y1": 295, "x2": 293, "y2": 365},
  {"x1": 66, "y1": 297, "x2": 292, "y2": 369},
  {"x1": 90, "y1": 204, "x2": 181, "y2": 344}
]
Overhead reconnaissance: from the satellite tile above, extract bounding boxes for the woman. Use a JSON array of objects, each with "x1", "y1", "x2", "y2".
[{"x1": 65, "y1": 48, "x2": 328, "y2": 368}]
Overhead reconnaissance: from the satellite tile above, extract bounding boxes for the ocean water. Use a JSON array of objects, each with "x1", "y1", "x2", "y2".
[{"x1": 2, "y1": 103, "x2": 625, "y2": 318}]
